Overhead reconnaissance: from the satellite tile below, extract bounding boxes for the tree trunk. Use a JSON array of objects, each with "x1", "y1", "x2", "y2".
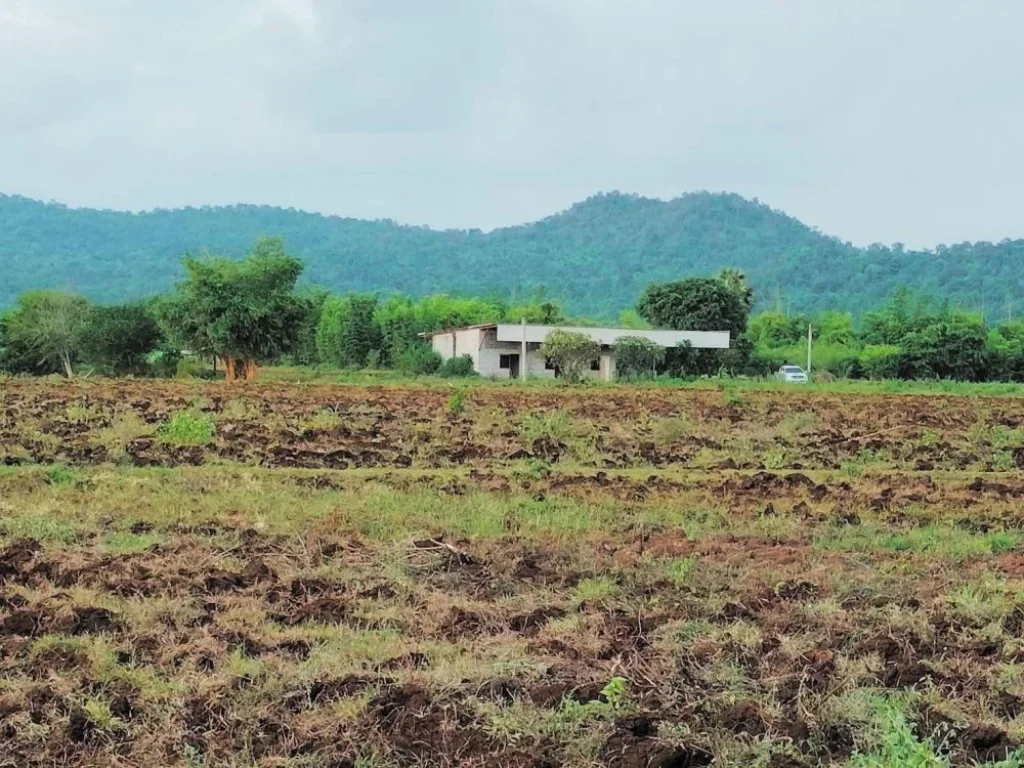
[
  {"x1": 223, "y1": 358, "x2": 237, "y2": 381},
  {"x1": 61, "y1": 351, "x2": 74, "y2": 378},
  {"x1": 243, "y1": 359, "x2": 258, "y2": 380}
]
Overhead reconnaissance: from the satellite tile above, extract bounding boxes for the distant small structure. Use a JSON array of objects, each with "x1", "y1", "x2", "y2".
[{"x1": 422, "y1": 323, "x2": 730, "y2": 381}]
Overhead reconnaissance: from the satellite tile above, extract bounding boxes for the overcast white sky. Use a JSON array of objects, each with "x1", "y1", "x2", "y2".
[{"x1": 1, "y1": 0, "x2": 1021, "y2": 247}]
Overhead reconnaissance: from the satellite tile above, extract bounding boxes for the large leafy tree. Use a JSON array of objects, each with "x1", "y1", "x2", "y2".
[
  {"x1": 636, "y1": 277, "x2": 749, "y2": 339},
  {"x1": 1, "y1": 291, "x2": 90, "y2": 377},
  {"x1": 540, "y1": 329, "x2": 601, "y2": 384},
  {"x1": 79, "y1": 302, "x2": 163, "y2": 376},
  {"x1": 164, "y1": 237, "x2": 305, "y2": 380},
  {"x1": 637, "y1": 276, "x2": 752, "y2": 377}
]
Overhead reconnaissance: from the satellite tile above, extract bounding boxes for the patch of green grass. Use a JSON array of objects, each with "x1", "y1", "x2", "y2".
[
  {"x1": 993, "y1": 450, "x2": 1016, "y2": 472},
  {"x1": 817, "y1": 523, "x2": 1018, "y2": 562},
  {"x1": 518, "y1": 410, "x2": 574, "y2": 444},
  {"x1": 0, "y1": 512, "x2": 80, "y2": 543},
  {"x1": 300, "y1": 408, "x2": 342, "y2": 432},
  {"x1": 848, "y1": 697, "x2": 1024, "y2": 767},
  {"x1": 102, "y1": 530, "x2": 166, "y2": 553},
  {"x1": 944, "y1": 575, "x2": 1019, "y2": 625},
  {"x1": 991, "y1": 425, "x2": 1024, "y2": 449},
  {"x1": 665, "y1": 555, "x2": 699, "y2": 587},
  {"x1": 573, "y1": 576, "x2": 620, "y2": 605},
  {"x1": 157, "y1": 410, "x2": 216, "y2": 447},
  {"x1": 841, "y1": 448, "x2": 878, "y2": 477},
  {"x1": 45, "y1": 464, "x2": 76, "y2": 486}
]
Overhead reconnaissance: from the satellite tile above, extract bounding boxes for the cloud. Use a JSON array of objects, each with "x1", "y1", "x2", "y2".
[{"x1": 0, "y1": 0, "x2": 1022, "y2": 247}]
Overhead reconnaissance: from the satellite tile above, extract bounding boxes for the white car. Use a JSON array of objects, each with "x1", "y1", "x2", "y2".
[{"x1": 776, "y1": 364, "x2": 809, "y2": 383}]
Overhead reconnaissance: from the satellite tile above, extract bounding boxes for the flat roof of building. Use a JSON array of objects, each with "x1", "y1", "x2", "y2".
[{"x1": 424, "y1": 324, "x2": 730, "y2": 349}]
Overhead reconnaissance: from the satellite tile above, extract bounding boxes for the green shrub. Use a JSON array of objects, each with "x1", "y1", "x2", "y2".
[
  {"x1": 157, "y1": 411, "x2": 216, "y2": 446},
  {"x1": 447, "y1": 388, "x2": 466, "y2": 415},
  {"x1": 399, "y1": 344, "x2": 442, "y2": 375},
  {"x1": 437, "y1": 354, "x2": 476, "y2": 378},
  {"x1": 174, "y1": 358, "x2": 207, "y2": 379},
  {"x1": 45, "y1": 464, "x2": 76, "y2": 486},
  {"x1": 540, "y1": 329, "x2": 601, "y2": 384},
  {"x1": 859, "y1": 345, "x2": 902, "y2": 380},
  {"x1": 613, "y1": 336, "x2": 665, "y2": 379}
]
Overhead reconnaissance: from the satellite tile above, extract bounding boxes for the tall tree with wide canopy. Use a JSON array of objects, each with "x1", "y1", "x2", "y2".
[
  {"x1": 2, "y1": 291, "x2": 90, "y2": 377},
  {"x1": 636, "y1": 277, "x2": 748, "y2": 339},
  {"x1": 165, "y1": 237, "x2": 305, "y2": 380}
]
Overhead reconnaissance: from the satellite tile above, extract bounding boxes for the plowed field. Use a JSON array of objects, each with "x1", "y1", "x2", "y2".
[{"x1": 3, "y1": 380, "x2": 1024, "y2": 767}]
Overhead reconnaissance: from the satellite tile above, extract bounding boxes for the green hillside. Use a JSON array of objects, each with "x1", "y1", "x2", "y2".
[{"x1": 1, "y1": 190, "x2": 1020, "y2": 316}]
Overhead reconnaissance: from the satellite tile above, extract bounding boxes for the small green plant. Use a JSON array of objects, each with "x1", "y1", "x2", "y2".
[
  {"x1": 82, "y1": 697, "x2": 121, "y2": 733},
  {"x1": 762, "y1": 448, "x2": 788, "y2": 470},
  {"x1": 437, "y1": 355, "x2": 477, "y2": 378},
  {"x1": 157, "y1": 411, "x2": 216, "y2": 446},
  {"x1": 846, "y1": 698, "x2": 1024, "y2": 767},
  {"x1": 600, "y1": 676, "x2": 627, "y2": 708},
  {"x1": 64, "y1": 401, "x2": 101, "y2": 424},
  {"x1": 518, "y1": 410, "x2": 574, "y2": 443},
  {"x1": 447, "y1": 388, "x2": 467, "y2": 415},
  {"x1": 513, "y1": 458, "x2": 552, "y2": 482},
  {"x1": 993, "y1": 450, "x2": 1016, "y2": 472},
  {"x1": 723, "y1": 389, "x2": 745, "y2": 408},
  {"x1": 842, "y1": 448, "x2": 876, "y2": 477},
  {"x1": 302, "y1": 408, "x2": 342, "y2": 432},
  {"x1": 573, "y1": 576, "x2": 620, "y2": 605},
  {"x1": 45, "y1": 464, "x2": 76, "y2": 486},
  {"x1": 666, "y1": 554, "x2": 699, "y2": 587},
  {"x1": 991, "y1": 425, "x2": 1024, "y2": 449}
]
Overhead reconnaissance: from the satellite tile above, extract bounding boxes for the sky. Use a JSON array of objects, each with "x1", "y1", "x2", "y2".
[{"x1": 1, "y1": 0, "x2": 1022, "y2": 248}]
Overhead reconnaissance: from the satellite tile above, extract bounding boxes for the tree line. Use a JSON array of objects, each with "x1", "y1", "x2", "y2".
[{"x1": 1, "y1": 236, "x2": 1021, "y2": 384}]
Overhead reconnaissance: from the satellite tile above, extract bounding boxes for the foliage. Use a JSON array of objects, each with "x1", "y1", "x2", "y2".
[
  {"x1": 78, "y1": 302, "x2": 162, "y2": 375},
  {"x1": 613, "y1": 336, "x2": 665, "y2": 379},
  {"x1": 437, "y1": 354, "x2": 477, "y2": 378},
  {"x1": 446, "y1": 388, "x2": 466, "y2": 414},
  {"x1": 0, "y1": 291, "x2": 90, "y2": 377},
  {"x1": 290, "y1": 287, "x2": 329, "y2": 365},
  {"x1": 316, "y1": 293, "x2": 380, "y2": 368},
  {"x1": 10, "y1": 190, "x2": 1024, "y2": 319},
  {"x1": 162, "y1": 236, "x2": 305, "y2": 379},
  {"x1": 848, "y1": 698, "x2": 1024, "y2": 768},
  {"x1": 540, "y1": 329, "x2": 601, "y2": 384},
  {"x1": 156, "y1": 411, "x2": 217, "y2": 446},
  {"x1": 637, "y1": 277, "x2": 748, "y2": 339},
  {"x1": 399, "y1": 344, "x2": 443, "y2": 375}
]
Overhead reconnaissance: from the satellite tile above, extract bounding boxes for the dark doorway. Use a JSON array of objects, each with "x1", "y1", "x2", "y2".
[{"x1": 500, "y1": 353, "x2": 521, "y2": 378}]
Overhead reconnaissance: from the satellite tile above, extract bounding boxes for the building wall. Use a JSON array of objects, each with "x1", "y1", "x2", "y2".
[
  {"x1": 432, "y1": 328, "x2": 614, "y2": 381},
  {"x1": 476, "y1": 330, "x2": 557, "y2": 379},
  {"x1": 431, "y1": 328, "x2": 484, "y2": 370}
]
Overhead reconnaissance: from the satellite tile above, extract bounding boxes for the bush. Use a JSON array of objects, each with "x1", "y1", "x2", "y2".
[
  {"x1": 860, "y1": 345, "x2": 902, "y2": 380},
  {"x1": 437, "y1": 354, "x2": 477, "y2": 378},
  {"x1": 613, "y1": 336, "x2": 665, "y2": 379},
  {"x1": 399, "y1": 344, "x2": 442, "y2": 375},
  {"x1": 540, "y1": 329, "x2": 601, "y2": 384},
  {"x1": 157, "y1": 411, "x2": 216, "y2": 446},
  {"x1": 79, "y1": 303, "x2": 162, "y2": 376},
  {"x1": 175, "y1": 358, "x2": 208, "y2": 379}
]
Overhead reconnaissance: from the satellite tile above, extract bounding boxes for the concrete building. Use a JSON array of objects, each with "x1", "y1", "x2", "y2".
[{"x1": 424, "y1": 324, "x2": 730, "y2": 381}]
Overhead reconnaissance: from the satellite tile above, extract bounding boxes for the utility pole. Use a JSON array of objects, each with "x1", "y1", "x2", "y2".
[
  {"x1": 806, "y1": 323, "x2": 813, "y2": 381},
  {"x1": 521, "y1": 317, "x2": 527, "y2": 381}
]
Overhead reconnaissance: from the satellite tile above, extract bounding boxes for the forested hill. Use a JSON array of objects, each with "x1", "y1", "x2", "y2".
[{"x1": 1, "y1": 190, "x2": 1022, "y2": 316}]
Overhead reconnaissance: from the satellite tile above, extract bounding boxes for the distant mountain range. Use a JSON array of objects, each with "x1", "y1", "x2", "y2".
[{"x1": 1, "y1": 190, "x2": 1021, "y2": 317}]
